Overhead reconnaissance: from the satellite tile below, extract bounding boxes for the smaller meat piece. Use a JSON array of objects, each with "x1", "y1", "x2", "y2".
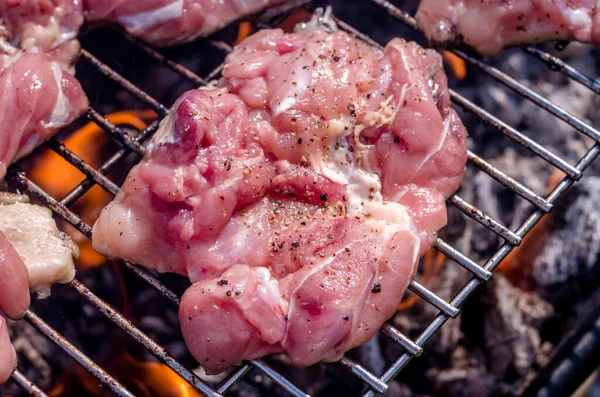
[
  {"x1": 83, "y1": 0, "x2": 285, "y2": 47},
  {"x1": 0, "y1": 49, "x2": 88, "y2": 180},
  {"x1": 0, "y1": 193, "x2": 79, "y2": 297},
  {"x1": 0, "y1": 1, "x2": 88, "y2": 180},
  {"x1": 1, "y1": 0, "x2": 84, "y2": 69},
  {"x1": 0, "y1": 230, "x2": 30, "y2": 320},
  {"x1": 0, "y1": 200, "x2": 33, "y2": 385},
  {"x1": 0, "y1": 317, "x2": 17, "y2": 383},
  {"x1": 416, "y1": 0, "x2": 600, "y2": 56}
]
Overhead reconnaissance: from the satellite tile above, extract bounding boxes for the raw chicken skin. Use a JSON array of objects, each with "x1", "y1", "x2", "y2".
[
  {"x1": 0, "y1": 51, "x2": 88, "y2": 180},
  {"x1": 83, "y1": 0, "x2": 285, "y2": 46},
  {"x1": 0, "y1": 193, "x2": 79, "y2": 297},
  {"x1": 416, "y1": 0, "x2": 600, "y2": 56},
  {"x1": 93, "y1": 26, "x2": 467, "y2": 373}
]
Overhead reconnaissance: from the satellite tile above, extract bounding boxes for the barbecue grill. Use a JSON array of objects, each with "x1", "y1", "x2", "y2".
[{"x1": 4, "y1": 1, "x2": 600, "y2": 396}]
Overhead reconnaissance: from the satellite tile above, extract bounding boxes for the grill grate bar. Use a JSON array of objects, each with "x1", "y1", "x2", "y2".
[
  {"x1": 434, "y1": 238, "x2": 491, "y2": 281},
  {"x1": 524, "y1": 46, "x2": 600, "y2": 95},
  {"x1": 23, "y1": 310, "x2": 135, "y2": 397},
  {"x1": 68, "y1": 279, "x2": 222, "y2": 397},
  {"x1": 217, "y1": 364, "x2": 253, "y2": 394},
  {"x1": 449, "y1": 195, "x2": 521, "y2": 245},
  {"x1": 10, "y1": 369, "x2": 49, "y2": 397},
  {"x1": 80, "y1": 50, "x2": 169, "y2": 116},
  {"x1": 339, "y1": 357, "x2": 388, "y2": 393},
  {"x1": 454, "y1": 49, "x2": 600, "y2": 143},
  {"x1": 59, "y1": 120, "x2": 159, "y2": 208},
  {"x1": 380, "y1": 323, "x2": 423, "y2": 356},
  {"x1": 119, "y1": 30, "x2": 207, "y2": 87},
  {"x1": 466, "y1": 151, "x2": 552, "y2": 212},
  {"x1": 249, "y1": 360, "x2": 309, "y2": 397},
  {"x1": 87, "y1": 108, "x2": 147, "y2": 156},
  {"x1": 46, "y1": 139, "x2": 120, "y2": 196},
  {"x1": 450, "y1": 90, "x2": 581, "y2": 180},
  {"x1": 408, "y1": 280, "x2": 459, "y2": 318},
  {"x1": 123, "y1": 261, "x2": 182, "y2": 305}
]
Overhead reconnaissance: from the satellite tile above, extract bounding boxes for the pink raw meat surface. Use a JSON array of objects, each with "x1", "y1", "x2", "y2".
[
  {"x1": 416, "y1": 0, "x2": 600, "y2": 56},
  {"x1": 0, "y1": 0, "x2": 88, "y2": 180},
  {"x1": 83, "y1": 0, "x2": 285, "y2": 47},
  {"x1": 0, "y1": 230, "x2": 30, "y2": 383},
  {"x1": 92, "y1": 26, "x2": 467, "y2": 373},
  {"x1": 1, "y1": 0, "x2": 84, "y2": 69},
  {"x1": 0, "y1": 51, "x2": 88, "y2": 180}
]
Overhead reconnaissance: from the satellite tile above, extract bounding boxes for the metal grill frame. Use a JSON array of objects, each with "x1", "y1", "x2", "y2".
[{"x1": 5, "y1": 1, "x2": 600, "y2": 396}]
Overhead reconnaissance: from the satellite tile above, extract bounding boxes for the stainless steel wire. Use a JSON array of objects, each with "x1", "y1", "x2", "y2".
[{"x1": 6, "y1": 1, "x2": 600, "y2": 396}]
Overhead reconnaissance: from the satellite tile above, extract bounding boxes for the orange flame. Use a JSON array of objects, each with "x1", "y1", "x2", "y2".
[
  {"x1": 48, "y1": 352, "x2": 202, "y2": 397},
  {"x1": 443, "y1": 51, "x2": 467, "y2": 80},
  {"x1": 28, "y1": 110, "x2": 157, "y2": 269},
  {"x1": 398, "y1": 249, "x2": 445, "y2": 310},
  {"x1": 497, "y1": 170, "x2": 565, "y2": 289},
  {"x1": 235, "y1": 21, "x2": 255, "y2": 45}
]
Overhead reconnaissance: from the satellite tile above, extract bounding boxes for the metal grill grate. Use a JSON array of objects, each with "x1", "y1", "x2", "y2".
[{"x1": 5, "y1": 1, "x2": 600, "y2": 396}]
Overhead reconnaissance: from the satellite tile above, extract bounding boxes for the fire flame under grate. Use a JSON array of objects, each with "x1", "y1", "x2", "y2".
[{"x1": 5, "y1": 1, "x2": 600, "y2": 396}]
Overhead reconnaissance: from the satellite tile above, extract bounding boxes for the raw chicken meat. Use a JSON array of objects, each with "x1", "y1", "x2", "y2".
[
  {"x1": 0, "y1": 193, "x2": 79, "y2": 297},
  {"x1": 1, "y1": 0, "x2": 84, "y2": 68},
  {"x1": 0, "y1": 48, "x2": 88, "y2": 180},
  {"x1": 0, "y1": 229, "x2": 30, "y2": 320},
  {"x1": 83, "y1": 0, "x2": 285, "y2": 47},
  {"x1": 416, "y1": 0, "x2": 600, "y2": 56},
  {"x1": 0, "y1": 317, "x2": 16, "y2": 383},
  {"x1": 92, "y1": 19, "x2": 467, "y2": 373},
  {"x1": 0, "y1": 228, "x2": 30, "y2": 384},
  {"x1": 0, "y1": 0, "x2": 88, "y2": 180}
]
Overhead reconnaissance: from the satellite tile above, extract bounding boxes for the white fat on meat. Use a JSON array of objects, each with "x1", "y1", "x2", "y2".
[
  {"x1": 0, "y1": 193, "x2": 78, "y2": 298},
  {"x1": 41, "y1": 62, "x2": 72, "y2": 129},
  {"x1": 117, "y1": 0, "x2": 184, "y2": 31}
]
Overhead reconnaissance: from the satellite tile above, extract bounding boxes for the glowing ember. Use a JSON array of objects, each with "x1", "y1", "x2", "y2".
[
  {"x1": 443, "y1": 51, "x2": 467, "y2": 80},
  {"x1": 497, "y1": 170, "x2": 565, "y2": 289},
  {"x1": 235, "y1": 21, "x2": 255, "y2": 45},
  {"x1": 398, "y1": 249, "x2": 445, "y2": 310},
  {"x1": 48, "y1": 352, "x2": 201, "y2": 397}
]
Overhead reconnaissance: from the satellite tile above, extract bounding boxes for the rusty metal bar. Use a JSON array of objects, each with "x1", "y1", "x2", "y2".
[
  {"x1": 11, "y1": 370, "x2": 49, "y2": 397},
  {"x1": 23, "y1": 310, "x2": 135, "y2": 397}
]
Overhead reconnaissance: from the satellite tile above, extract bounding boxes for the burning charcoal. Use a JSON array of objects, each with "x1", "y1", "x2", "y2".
[
  {"x1": 433, "y1": 367, "x2": 494, "y2": 397},
  {"x1": 534, "y1": 177, "x2": 600, "y2": 288},
  {"x1": 480, "y1": 275, "x2": 553, "y2": 380}
]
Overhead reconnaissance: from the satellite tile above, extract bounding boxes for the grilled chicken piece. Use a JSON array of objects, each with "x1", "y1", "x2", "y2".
[
  {"x1": 416, "y1": 0, "x2": 600, "y2": 56},
  {"x1": 0, "y1": 193, "x2": 79, "y2": 297},
  {"x1": 94, "y1": 17, "x2": 466, "y2": 373},
  {"x1": 83, "y1": 0, "x2": 285, "y2": 47}
]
